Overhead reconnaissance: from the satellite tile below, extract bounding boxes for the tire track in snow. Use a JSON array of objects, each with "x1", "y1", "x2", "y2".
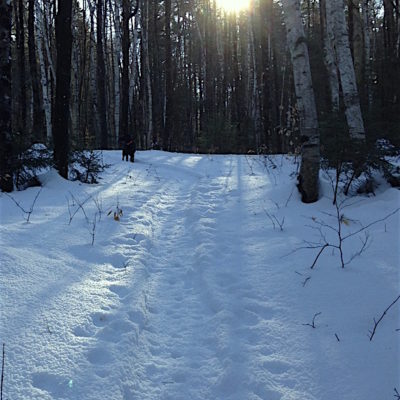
[{"x1": 122, "y1": 156, "x2": 289, "y2": 400}]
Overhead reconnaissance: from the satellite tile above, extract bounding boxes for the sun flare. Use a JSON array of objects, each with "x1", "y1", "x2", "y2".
[{"x1": 215, "y1": 0, "x2": 250, "y2": 13}]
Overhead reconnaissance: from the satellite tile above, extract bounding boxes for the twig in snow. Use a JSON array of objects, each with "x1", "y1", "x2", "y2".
[
  {"x1": 302, "y1": 276, "x2": 311, "y2": 287},
  {"x1": 92, "y1": 196, "x2": 103, "y2": 222},
  {"x1": 394, "y1": 388, "x2": 400, "y2": 399},
  {"x1": 4, "y1": 187, "x2": 42, "y2": 222},
  {"x1": 284, "y1": 186, "x2": 295, "y2": 207},
  {"x1": 67, "y1": 192, "x2": 91, "y2": 225},
  {"x1": 1, "y1": 343, "x2": 5, "y2": 400},
  {"x1": 89, "y1": 211, "x2": 100, "y2": 246},
  {"x1": 335, "y1": 333, "x2": 340, "y2": 342},
  {"x1": 302, "y1": 312, "x2": 322, "y2": 329},
  {"x1": 263, "y1": 209, "x2": 285, "y2": 231},
  {"x1": 369, "y1": 295, "x2": 400, "y2": 341},
  {"x1": 297, "y1": 203, "x2": 398, "y2": 269}
]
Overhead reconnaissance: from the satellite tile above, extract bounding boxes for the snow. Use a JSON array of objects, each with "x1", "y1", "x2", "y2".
[{"x1": 0, "y1": 151, "x2": 399, "y2": 400}]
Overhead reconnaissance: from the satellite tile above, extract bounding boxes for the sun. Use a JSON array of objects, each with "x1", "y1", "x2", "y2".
[{"x1": 215, "y1": 0, "x2": 250, "y2": 13}]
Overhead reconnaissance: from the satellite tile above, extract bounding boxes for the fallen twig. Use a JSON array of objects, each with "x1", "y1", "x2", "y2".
[{"x1": 303, "y1": 312, "x2": 322, "y2": 329}]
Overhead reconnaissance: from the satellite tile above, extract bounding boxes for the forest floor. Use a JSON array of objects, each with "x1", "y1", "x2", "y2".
[{"x1": 0, "y1": 151, "x2": 399, "y2": 400}]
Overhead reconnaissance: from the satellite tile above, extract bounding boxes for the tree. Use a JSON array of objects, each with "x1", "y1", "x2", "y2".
[
  {"x1": 282, "y1": 0, "x2": 320, "y2": 203},
  {"x1": 163, "y1": 0, "x2": 173, "y2": 151},
  {"x1": 119, "y1": 0, "x2": 139, "y2": 147},
  {"x1": 0, "y1": 0, "x2": 13, "y2": 192},
  {"x1": 53, "y1": 0, "x2": 73, "y2": 178},
  {"x1": 97, "y1": 0, "x2": 108, "y2": 149},
  {"x1": 324, "y1": 0, "x2": 366, "y2": 142},
  {"x1": 28, "y1": 0, "x2": 45, "y2": 141}
]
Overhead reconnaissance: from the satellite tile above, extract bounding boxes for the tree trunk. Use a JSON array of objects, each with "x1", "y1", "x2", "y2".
[
  {"x1": 163, "y1": 0, "x2": 172, "y2": 150},
  {"x1": 28, "y1": 0, "x2": 45, "y2": 141},
  {"x1": 0, "y1": 0, "x2": 13, "y2": 192},
  {"x1": 362, "y1": 0, "x2": 373, "y2": 109},
  {"x1": 320, "y1": 0, "x2": 340, "y2": 111},
  {"x1": 97, "y1": 0, "x2": 108, "y2": 149},
  {"x1": 282, "y1": 0, "x2": 320, "y2": 203},
  {"x1": 16, "y1": 0, "x2": 27, "y2": 137},
  {"x1": 119, "y1": 0, "x2": 139, "y2": 147},
  {"x1": 53, "y1": 0, "x2": 73, "y2": 178},
  {"x1": 36, "y1": 5, "x2": 52, "y2": 144},
  {"x1": 113, "y1": 0, "x2": 122, "y2": 146},
  {"x1": 325, "y1": 0, "x2": 366, "y2": 141}
]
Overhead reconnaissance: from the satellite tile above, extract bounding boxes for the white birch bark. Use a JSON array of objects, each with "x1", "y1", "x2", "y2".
[
  {"x1": 282, "y1": 0, "x2": 320, "y2": 203},
  {"x1": 326, "y1": 0, "x2": 366, "y2": 141},
  {"x1": 36, "y1": 3, "x2": 52, "y2": 143},
  {"x1": 129, "y1": 16, "x2": 138, "y2": 122},
  {"x1": 362, "y1": 0, "x2": 373, "y2": 109},
  {"x1": 320, "y1": 0, "x2": 340, "y2": 111}
]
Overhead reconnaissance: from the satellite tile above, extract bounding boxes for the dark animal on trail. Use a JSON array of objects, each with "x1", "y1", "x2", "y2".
[{"x1": 122, "y1": 140, "x2": 135, "y2": 162}]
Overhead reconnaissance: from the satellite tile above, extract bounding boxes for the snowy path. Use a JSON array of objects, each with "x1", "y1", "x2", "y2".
[{"x1": 1, "y1": 151, "x2": 399, "y2": 400}]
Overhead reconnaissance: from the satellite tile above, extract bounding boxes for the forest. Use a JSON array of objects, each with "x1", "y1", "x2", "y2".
[
  {"x1": 0, "y1": 0, "x2": 399, "y2": 200},
  {"x1": 1, "y1": 1, "x2": 400, "y2": 399}
]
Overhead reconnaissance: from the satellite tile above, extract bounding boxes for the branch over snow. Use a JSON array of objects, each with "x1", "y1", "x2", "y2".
[{"x1": 369, "y1": 295, "x2": 400, "y2": 341}]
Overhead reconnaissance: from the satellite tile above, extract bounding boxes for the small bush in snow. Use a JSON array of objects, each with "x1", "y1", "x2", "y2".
[
  {"x1": 14, "y1": 143, "x2": 52, "y2": 190},
  {"x1": 69, "y1": 150, "x2": 109, "y2": 184}
]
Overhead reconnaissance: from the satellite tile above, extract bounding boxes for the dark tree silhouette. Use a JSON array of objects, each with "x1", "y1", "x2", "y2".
[
  {"x1": 53, "y1": 0, "x2": 73, "y2": 178},
  {"x1": 0, "y1": 0, "x2": 13, "y2": 192}
]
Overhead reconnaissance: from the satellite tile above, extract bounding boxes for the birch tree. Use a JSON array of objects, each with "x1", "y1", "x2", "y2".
[
  {"x1": 36, "y1": 3, "x2": 52, "y2": 143},
  {"x1": 282, "y1": 0, "x2": 320, "y2": 203},
  {"x1": 325, "y1": 0, "x2": 366, "y2": 142},
  {"x1": 97, "y1": 0, "x2": 108, "y2": 149},
  {"x1": 320, "y1": 0, "x2": 340, "y2": 111}
]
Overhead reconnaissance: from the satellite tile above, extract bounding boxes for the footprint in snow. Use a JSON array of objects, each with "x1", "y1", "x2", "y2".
[
  {"x1": 91, "y1": 311, "x2": 111, "y2": 327},
  {"x1": 253, "y1": 386, "x2": 282, "y2": 400},
  {"x1": 127, "y1": 310, "x2": 146, "y2": 330},
  {"x1": 262, "y1": 360, "x2": 290, "y2": 375},
  {"x1": 87, "y1": 347, "x2": 114, "y2": 365},
  {"x1": 73, "y1": 325, "x2": 94, "y2": 338},
  {"x1": 32, "y1": 372, "x2": 73, "y2": 397},
  {"x1": 109, "y1": 284, "x2": 131, "y2": 299}
]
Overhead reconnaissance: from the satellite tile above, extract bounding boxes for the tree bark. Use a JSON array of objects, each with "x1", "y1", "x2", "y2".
[
  {"x1": 119, "y1": 0, "x2": 139, "y2": 146},
  {"x1": 320, "y1": 0, "x2": 340, "y2": 111},
  {"x1": 325, "y1": 0, "x2": 366, "y2": 141},
  {"x1": 282, "y1": 0, "x2": 320, "y2": 203},
  {"x1": 0, "y1": 0, "x2": 13, "y2": 192},
  {"x1": 16, "y1": 0, "x2": 27, "y2": 136},
  {"x1": 97, "y1": 0, "x2": 108, "y2": 149},
  {"x1": 28, "y1": 0, "x2": 45, "y2": 141},
  {"x1": 163, "y1": 0, "x2": 172, "y2": 150},
  {"x1": 53, "y1": 0, "x2": 73, "y2": 178},
  {"x1": 36, "y1": 5, "x2": 52, "y2": 143}
]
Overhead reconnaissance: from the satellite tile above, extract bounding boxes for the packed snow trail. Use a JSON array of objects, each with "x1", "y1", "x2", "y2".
[{"x1": 1, "y1": 151, "x2": 399, "y2": 400}]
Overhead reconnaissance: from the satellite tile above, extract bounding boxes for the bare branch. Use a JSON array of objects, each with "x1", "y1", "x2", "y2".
[
  {"x1": 369, "y1": 295, "x2": 400, "y2": 341},
  {"x1": 4, "y1": 187, "x2": 43, "y2": 222},
  {"x1": 343, "y1": 208, "x2": 399, "y2": 241},
  {"x1": 302, "y1": 312, "x2": 322, "y2": 329}
]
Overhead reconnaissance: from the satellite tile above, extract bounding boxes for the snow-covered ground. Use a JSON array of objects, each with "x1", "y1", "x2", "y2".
[{"x1": 0, "y1": 151, "x2": 399, "y2": 400}]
